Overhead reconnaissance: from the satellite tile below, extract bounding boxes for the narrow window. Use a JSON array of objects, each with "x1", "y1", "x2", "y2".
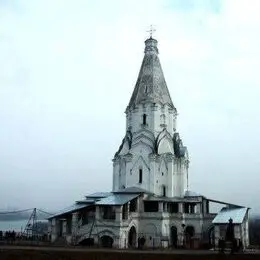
[
  {"x1": 142, "y1": 114, "x2": 147, "y2": 125},
  {"x1": 139, "y1": 169, "x2": 143, "y2": 183},
  {"x1": 162, "y1": 185, "x2": 166, "y2": 197}
]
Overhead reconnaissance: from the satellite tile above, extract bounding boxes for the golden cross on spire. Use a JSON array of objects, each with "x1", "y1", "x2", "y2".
[{"x1": 147, "y1": 25, "x2": 156, "y2": 38}]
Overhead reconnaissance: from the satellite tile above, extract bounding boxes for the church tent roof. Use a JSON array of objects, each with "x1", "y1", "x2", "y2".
[{"x1": 126, "y1": 37, "x2": 175, "y2": 111}]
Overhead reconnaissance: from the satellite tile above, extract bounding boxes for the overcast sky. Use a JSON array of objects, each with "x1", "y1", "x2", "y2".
[{"x1": 0, "y1": 0, "x2": 260, "y2": 214}]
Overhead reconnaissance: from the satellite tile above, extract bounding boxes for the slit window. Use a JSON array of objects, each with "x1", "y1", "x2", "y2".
[
  {"x1": 162, "y1": 185, "x2": 166, "y2": 197},
  {"x1": 139, "y1": 169, "x2": 143, "y2": 183},
  {"x1": 142, "y1": 114, "x2": 147, "y2": 125}
]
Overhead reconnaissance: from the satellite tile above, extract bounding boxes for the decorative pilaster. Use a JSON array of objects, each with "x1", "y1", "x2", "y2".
[
  {"x1": 166, "y1": 153, "x2": 174, "y2": 197},
  {"x1": 112, "y1": 159, "x2": 120, "y2": 191},
  {"x1": 149, "y1": 153, "x2": 158, "y2": 193}
]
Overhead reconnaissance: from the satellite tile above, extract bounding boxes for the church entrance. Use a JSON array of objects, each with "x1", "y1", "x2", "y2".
[
  {"x1": 170, "y1": 226, "x2": 178, "y2": 248},
  {"x1": 79, "y1": 238, "x2": 95, "y2": 246},
  {"x1": 128, "y1": 226, "x2": 137, "y2": 248},
  {"x1": 100, "y1": 235, "x2": 113, "y2": 248},
  {"x1": 208, "y1": 226, "x2": 215, "y2": 248},
  {"x1": 185, "y1": 226, "x2": 195, "y2": 249},
  {"x1": 58, "y1": 220, "x2": 63, "y2": 237}
]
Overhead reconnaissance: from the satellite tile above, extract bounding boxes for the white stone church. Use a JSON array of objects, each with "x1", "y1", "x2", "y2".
[{"x1": 48, "y1": 36, "x2": 250, "y2": 249}]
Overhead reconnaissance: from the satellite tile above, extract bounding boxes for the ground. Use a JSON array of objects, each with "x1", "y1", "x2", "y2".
[{"x1": 0, "y1": 246, "x2": 259, "y2": 260}]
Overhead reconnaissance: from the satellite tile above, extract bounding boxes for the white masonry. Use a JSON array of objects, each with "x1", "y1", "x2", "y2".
[{"x1": 113, "y1": 37, "x2": 189, "y2": 197}]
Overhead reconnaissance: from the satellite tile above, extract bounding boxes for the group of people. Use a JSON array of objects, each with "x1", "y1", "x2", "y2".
[
  {"x1": 0, "y1": 230, "x2": 49, "y2": 242},
  {"x1": 0, "y1": 230, "x2": 17, "y2": 241}
]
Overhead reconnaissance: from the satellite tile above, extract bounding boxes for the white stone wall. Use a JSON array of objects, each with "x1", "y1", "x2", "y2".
[
  {"x1": 213, "y1": 219, "x2": 250, "y2": 249},
  {"x1": 53, "y1": 200, "x2": 219, "y2": 249},
  {"x1": 127, "y1": 105, "x2": 154, "y2": 136},
  {"x1": 127, "y1": 104, "x2": 176, "y2": 140},
  {"x1": 113, "y1": 152, "x2": 187, "y2": 197},
  {"x1": 113, "y1": 99, "x2": 188, "y2": 196},
  {"x1": 112, "y1": 83, "x2": 190, "y2": 196}
]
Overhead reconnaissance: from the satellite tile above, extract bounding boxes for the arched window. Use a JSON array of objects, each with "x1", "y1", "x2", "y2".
[
  {"x1": 142, "y1": 114, "x2": 147, "y2": 125},
  {"x1": 139, "y1": 169, "x2": 143, "y2": 183}
]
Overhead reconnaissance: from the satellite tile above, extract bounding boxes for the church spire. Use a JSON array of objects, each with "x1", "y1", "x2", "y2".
[{"x1": 127, "y1": 37, "x2": 175, "y2": 111}]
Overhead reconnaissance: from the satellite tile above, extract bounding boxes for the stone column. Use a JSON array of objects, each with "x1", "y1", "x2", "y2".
[
  {"x1": 71, "y1": 212, "x2": 79, "y2": 245},
  {"x1": 178, "y1": 203, "x2": 184, "y2": 213},
  {"x1": 214, "y1": 225, "x2": 220, "y2": 246},
  {"x1": 159, "y1": 202, "x2": 164, "y2": 212},
  {"x1": 116, "y1": 206, "x2": 122, "y2": 222},
  {"x1": 163, "y1": 202, "x2": 167, "y2": 212},
  {"x1": 51, "y1": 218, "x2": 58, "y2": 242},
  {"x1": 195, "y1": 203, "x2": 201, "y2": 214}
]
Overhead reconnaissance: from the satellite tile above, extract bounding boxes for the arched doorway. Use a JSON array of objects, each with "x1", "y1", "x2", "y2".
[
  {"x1": 208, "y1": 226, "x2": 215, "y2": 247},
  {"x1": 100, "y1": 235, "x2": 113, "y2": 248},
  {"x1": 128, "y1": 226, "x2": 137, "y2": 248},
  {"x1": 79, "y1": 238, "x2": 94, "y2": 246},
  {"x1": 185, "y1": 226, "x2": 195, "y2": 248},
  {"x1": 170, "y1": 226, "x2": 178, "y2": 248}
]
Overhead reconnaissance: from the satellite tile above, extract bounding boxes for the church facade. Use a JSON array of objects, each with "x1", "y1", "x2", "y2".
[
  {"x1": 113, "y1": 36, "x2": 188, "y2": 198},
  {"x1": 48, "y1": 37, "x2": 250, "y2": 249}
]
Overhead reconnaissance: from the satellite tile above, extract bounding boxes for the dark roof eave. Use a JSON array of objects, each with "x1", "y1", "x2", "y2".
[{"x1": 47, "y1": 205, "x2": 91, "y2": 220}]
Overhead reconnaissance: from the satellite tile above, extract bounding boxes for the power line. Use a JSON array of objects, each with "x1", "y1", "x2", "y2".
[
  {"x1": 0, "y1": 208, "x2": 33, "y2": 215},
  {"x1": 37, "y1": 209, "x2": 53, "y2": 215},
  {"x1": 0, "y1": 208, "x2": 54, "y2": 216}
]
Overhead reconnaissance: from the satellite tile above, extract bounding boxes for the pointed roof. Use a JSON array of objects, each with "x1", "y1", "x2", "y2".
[
  {"x1": 127, "y1": 37, "x2": 175, "y2": 110},
  {"x1": 212, "y1": 207, "x2": 249, "y2": 224}
]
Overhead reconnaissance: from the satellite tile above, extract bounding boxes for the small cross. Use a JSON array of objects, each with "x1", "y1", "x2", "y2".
[{"x1": 147, "y1": 25, "x2": 156, "y2": 38}]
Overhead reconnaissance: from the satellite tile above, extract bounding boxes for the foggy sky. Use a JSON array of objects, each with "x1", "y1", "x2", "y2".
[{"x1": 0, "y1": 0, "x2": 260, "y2": 214}]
